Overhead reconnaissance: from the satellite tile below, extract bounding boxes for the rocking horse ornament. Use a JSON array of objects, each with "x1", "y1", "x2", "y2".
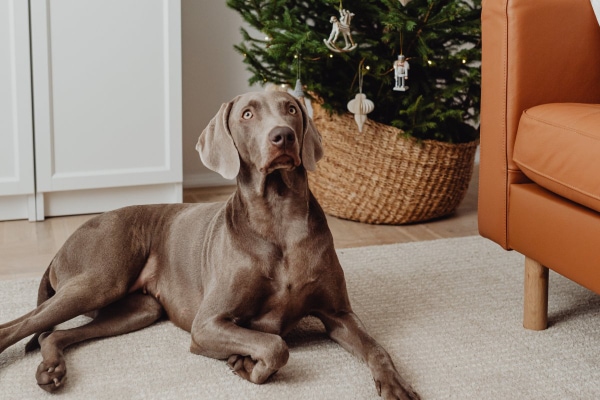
[{"x1": 324, "y1": 8, "x2": 357, "y2": 53}]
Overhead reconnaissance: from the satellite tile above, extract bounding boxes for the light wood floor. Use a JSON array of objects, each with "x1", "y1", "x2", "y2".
[{"x1": 0, "y1": 166, "x2": 479, "y2": 281}]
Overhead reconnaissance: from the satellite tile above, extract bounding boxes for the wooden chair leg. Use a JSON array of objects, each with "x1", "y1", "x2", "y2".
[{"x1": 523, "y1": 257, "x2": 549, "y2": 330}]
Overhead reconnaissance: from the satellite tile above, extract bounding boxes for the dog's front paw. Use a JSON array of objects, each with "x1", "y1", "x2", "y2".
[
  {"x1": 374, "y1": 369, "x2": 420, "y2": 400},
  {"x1": 227, "y1": 354, "x2": 253, "y2": 377},
  {"x1": 36, "y1": 360, "x2": 66, "y2": 392},
  {"x1": 227, "y1": 354, "x2": 278, "y2": 384}
]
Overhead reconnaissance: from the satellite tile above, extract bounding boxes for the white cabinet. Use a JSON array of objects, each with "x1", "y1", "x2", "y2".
[
  {"x1": 0, "y1": 0, "x2": 36, "y2": 221},
  {"x1": 0, "y1": 0, "x2": 182, "y2": 221}
]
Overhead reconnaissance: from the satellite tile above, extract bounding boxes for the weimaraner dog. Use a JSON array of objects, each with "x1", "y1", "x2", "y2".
[{"x1": 0, "y1": 91, "x2": 419, "y2": 400}]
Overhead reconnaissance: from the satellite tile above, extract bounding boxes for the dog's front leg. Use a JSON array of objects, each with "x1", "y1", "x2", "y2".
[
  {"x1": 190, "y1": 315, "x2": 289, "y2": 384},
  {"x1": 317, "y1": 311, "x2": 420, "y2": 400}
]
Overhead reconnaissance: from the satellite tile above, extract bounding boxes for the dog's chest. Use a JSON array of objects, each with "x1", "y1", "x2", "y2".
[{"x1": 246, "y1": 266, "x2": 318, "y2": 336}]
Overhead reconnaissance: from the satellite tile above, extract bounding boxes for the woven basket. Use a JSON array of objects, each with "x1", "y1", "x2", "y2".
[{"x1": 308, "y1": 103, "x2": 479, "y2": 225}]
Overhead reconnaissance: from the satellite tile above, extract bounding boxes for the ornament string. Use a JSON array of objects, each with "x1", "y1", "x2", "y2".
[
  {"x1": 292, "y1": 52, "x2": 305, "y2": 101},
  {"x1": 400, "y1": 30, "x2": 404, "y2": 56},
  {"x1": 295, "y1": 52, "x2": 301, "y2": 81},
  {"x1": 358, "y1": 58, "x2": 365, "y2": 94}
]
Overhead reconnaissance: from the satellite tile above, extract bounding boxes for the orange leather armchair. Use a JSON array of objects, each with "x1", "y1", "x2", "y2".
[{"x1": 479, "y1": 0, "x2": 600, "y2": 330}]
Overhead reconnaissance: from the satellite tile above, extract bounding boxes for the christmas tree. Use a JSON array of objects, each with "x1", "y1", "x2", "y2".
[{"x1": 226, "y1": 0, "x2": 481, "y2": 143}]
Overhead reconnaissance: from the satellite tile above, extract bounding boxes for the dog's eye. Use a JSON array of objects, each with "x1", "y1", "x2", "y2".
[
  {"x1": 288, "y1": 105, "x2": 297, "y2": 115},
  {"x1": 242, "y1": 110, "x2": 253, "y2": 120}
]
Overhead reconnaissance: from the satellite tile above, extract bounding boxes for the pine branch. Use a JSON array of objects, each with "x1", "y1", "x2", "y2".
[{"x1": 227, "y1": 0, "x2": 481, "y2": 142}]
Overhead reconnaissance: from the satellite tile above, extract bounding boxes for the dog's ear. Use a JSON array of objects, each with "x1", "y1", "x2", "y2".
[
  {"x1": 296, "y1": 99, "x2": 324, "y2": 172},
  {"x1": 197, "y1": 100, "x2": 240, "y2": 180}
]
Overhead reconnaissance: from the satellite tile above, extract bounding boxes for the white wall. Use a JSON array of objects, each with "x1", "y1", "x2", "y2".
[{"x1": 181, "y1": 1, "x2": 256, "y2": 187}]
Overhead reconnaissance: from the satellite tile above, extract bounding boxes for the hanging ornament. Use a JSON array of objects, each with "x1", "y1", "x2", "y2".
[
  {"x1": 323, "y1": 2, "x2": 357, "y2": 53},
  {"x1": 292, "y1": 79, "x2": 305, "y2": 99},
  {"x1": 347, "y1": 93, "x2": 374, "y2": 133},
  {"x1": 398, "y1": 0, "x2": 412, "y2": 6},
  {"x1": 392, "y1": 31, "x2": 409, "y2": 92},
  {"x1": 291, "y1": 53, "x2": 305, "y2": 104},
  {"x1": 393, "y1": 54, "x2": 410, "y2": 91},
  {"x1": 347, "y1": 60, "x2": 374, "y2": 132},
  {"x1": 292, "y1": 78, "x2": 306, "y2": 107}
]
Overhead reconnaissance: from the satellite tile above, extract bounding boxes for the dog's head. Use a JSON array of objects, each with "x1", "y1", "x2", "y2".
[{"x1": 197, "y1": 91, "x2": 323, "y2": 180}]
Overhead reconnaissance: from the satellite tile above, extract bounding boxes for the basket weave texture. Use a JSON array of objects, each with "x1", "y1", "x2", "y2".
[{"x1": 308, "y1": 103, "x2": 479, "y2": 225}]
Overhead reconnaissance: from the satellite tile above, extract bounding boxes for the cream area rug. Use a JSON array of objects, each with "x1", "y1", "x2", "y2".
[{"x1": 1, "y1": 236, "x2": 599, "y2": 399}]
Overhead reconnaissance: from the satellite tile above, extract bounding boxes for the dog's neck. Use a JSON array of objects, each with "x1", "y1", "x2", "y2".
[{"x1": 230, "y1": 164, "x2": 313, "y2": 244}]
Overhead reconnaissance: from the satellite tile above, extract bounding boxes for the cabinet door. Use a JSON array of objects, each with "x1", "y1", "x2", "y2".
[
  {"x1": 0, "y1": 0, "x2": 36, "y2": 221},
  {"x1": 30, "y1": 0, "x2": 182, "y2": 217}
]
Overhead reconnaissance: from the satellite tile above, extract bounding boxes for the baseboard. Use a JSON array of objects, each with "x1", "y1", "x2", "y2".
[
  {"x1": 0, "y1": 194, "x2": 33, "y2": 221},
  {"x1": 40, "y1": 183, "x2": 182, "y2": 220},
  {"x1": 183, "y1": 171, "x2": 235, "y2": 188}
]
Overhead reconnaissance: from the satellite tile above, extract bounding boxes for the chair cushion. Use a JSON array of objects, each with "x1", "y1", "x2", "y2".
[{"x1": 513, "y1": 103, "x2": 600, "y2": 213}]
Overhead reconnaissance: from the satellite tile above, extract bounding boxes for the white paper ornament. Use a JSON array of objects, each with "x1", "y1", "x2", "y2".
[
  {"x1": 347, "y1": 93, "x2": 374, "y2": 133},
  {"x1": 292, "y1": 79, "x2": 305, "y2": 99},
  {"x1": 398, "y1": 0, "x2": 412, "y2": 6},
  {"x1": 292, "y1": 54, "x2": 306, "y2": 104}
]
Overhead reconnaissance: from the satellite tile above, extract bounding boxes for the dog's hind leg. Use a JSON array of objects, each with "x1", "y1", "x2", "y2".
[
  {"x1": 25, "y1": 267, "x2": 57, "y2": 352},
  {"x1": 0, "y1": 269, "x2": 53, "y2": 332},
  {"x1": 35, "y1": 292, "x2": 163, "y2": 392},
  {"x1": 0, "y1": 275, "x2": 131, "y2": 355}
]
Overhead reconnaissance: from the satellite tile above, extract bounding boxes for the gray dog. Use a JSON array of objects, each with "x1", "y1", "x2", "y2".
[{"x1": 0, "y1": 91, "x2": 419, "y2": 400}]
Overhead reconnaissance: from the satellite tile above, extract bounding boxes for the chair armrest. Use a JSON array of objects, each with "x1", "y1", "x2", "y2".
[{"x1": 479, "y1": 0, "x2": 600, "y2": 248}]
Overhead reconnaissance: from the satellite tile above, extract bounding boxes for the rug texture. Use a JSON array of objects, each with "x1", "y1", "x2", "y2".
[{"x1": 1, "y1": 236, "x2": 599, "y2": 399}]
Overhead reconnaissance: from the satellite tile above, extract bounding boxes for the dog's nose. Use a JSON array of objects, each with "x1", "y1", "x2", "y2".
[{"x1": 268, "y1": 127, "x2": 296, "y2": 149}]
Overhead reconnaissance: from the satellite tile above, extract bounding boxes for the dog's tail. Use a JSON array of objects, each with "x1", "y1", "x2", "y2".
[{"x1": 24, "y1": 264, "x2": 56, "y2": 352}]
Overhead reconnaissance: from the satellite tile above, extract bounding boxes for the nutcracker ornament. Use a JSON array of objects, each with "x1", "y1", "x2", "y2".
[{"x1": 393, "y1": 54, "x2": 409, "y2": 91}]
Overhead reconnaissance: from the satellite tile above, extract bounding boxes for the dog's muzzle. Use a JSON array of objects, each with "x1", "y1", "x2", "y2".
[
  {"x1": 263, "y1": 126, "x2": 301, "y2": 174},
  {"x1": 268, "y1": 127, "x2": 296, "y2": 149}
]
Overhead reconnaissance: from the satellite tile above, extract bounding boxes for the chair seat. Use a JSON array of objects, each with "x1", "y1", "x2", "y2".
[{"x1": 513, "y1": 103, "x2": 600, "y2": 213}]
